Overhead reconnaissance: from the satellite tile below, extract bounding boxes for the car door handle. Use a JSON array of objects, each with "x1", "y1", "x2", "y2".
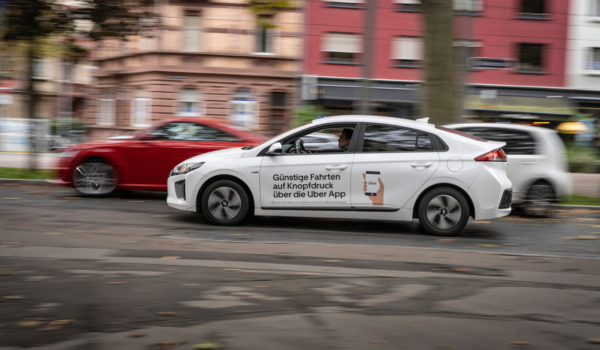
[
  {"x1": 519, "y1": 161, "x2": 538, "y2": 165},
  {"x1": 411, "y1": 162, "x2": 434, "y2": 168},
  {"x1": 326, "y1": 165, "x2": 348, "y2": 170}
]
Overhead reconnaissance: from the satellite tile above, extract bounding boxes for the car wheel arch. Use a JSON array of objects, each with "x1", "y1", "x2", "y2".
[
  {"x1": 412, "y1": 183, "x2": 475, "y2": 220},
  {"x1": 196, "y1": 174, "x2": 255, "y2": 215}
]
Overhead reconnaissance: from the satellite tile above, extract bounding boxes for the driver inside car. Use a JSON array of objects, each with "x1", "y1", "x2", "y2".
[
  {"x1": 338, "y1": 128, "x2": 353, "y2": 151},
  {"x1": 293, "y1": 127, "x2": 354, "y2": 154}
]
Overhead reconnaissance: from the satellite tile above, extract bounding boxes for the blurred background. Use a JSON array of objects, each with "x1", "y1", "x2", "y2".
[{"x1": 1, "y1": 0, "x2": 600, "y2": 179}]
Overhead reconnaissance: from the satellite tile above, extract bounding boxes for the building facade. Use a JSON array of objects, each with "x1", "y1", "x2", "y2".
[
  {"x1": 86, "y1": 0, "x2": 303, "y2": 139},
  {"x1": 567, "y1": 0, "x2": 600, "y2": 119},
  {"x1": 302, "y1": 0, "x2": 599, "y2": 126}
]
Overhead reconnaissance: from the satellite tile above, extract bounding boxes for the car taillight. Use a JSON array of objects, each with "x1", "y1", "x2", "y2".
[{"x1": 475, "y1": 148, "x2": 507, "y2": 162}]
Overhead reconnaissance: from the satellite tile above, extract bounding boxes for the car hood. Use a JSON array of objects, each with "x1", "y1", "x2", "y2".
[
  {"x1": 64, "y1": 139, "x2": 135, "y2": 151},
  {"x1": 183, "y1": 147, "x2": 246, "y2": 163}
]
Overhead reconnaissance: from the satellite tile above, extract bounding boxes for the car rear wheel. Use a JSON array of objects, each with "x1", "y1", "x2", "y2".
[
  {"x1": 73, "y1": 159, "x2": 117, "y2": 196},
  {"x1": 522, "y1": 181, "x2": 555, "y2": 217},
  {"x1": 201, "y1": 180, "x2": 250, "y2": 226},
  {"x1": 418, "y1": 187, "x2": 470, "y2": 236}
]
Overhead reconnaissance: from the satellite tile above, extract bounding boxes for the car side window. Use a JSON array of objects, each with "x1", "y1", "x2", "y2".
[
  {"x1": 148, "y1": 122, "x2": 239, "y2": 142},
  {"x1": 281, "y1": 125, "x2": 356, "y2": 154},
  {"x1": 362, "y1": 124, "x2": 433, "y2": 152},
  {"x1": 456, "y1": 127, "x2": 536, "y2": 155}
]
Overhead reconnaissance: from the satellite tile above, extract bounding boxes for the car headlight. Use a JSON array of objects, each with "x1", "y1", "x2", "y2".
[
  {"x1": 170, "y1": 162, "x2": 204, "y2": 176},
  {"x1": 59, "y1": 150, "x2": 79, "y2": 158}
]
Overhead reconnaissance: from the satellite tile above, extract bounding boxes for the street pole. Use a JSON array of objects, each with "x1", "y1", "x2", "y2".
[
  {"x1": 455, "y1": 0, "x2": 475, "y2": 123},
  {"x1": 358, "y1": 0, "x2": 376, "y2": 115}
]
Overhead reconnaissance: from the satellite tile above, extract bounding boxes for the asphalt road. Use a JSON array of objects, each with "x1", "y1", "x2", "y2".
[
  {"x1": 1, "y1": 184, "x2": 600, "y2": 259},
  {"x1": 2, "y1": 184, "x2": 600, "y2": 349}
]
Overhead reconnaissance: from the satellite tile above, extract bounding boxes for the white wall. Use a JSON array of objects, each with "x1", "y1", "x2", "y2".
[{"x1": 567, "y1": 0, "x2": 600, "y2": 89}]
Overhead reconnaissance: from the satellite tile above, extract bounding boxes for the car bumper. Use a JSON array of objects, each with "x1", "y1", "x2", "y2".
[
  {"x1": 467, "y1": 164, "x2": 513, "y2": 220},
  {"x1": 167, "y1": 171, "x2": 207, "y2": 212}
]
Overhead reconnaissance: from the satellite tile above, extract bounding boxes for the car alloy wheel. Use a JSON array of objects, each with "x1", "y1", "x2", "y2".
[
  {"x1": 426, "y1": 195, "x2": 462, "y2": 230},
  {"x1": 418, "y1": 187, "x2": 470, "y2": 236},
  {"x1": 201, "y1": 180, "x2": 249, "y2": 226},
  {"x1": 522, "y1": 181, "x2": 554, "y2": 217},
  {"x1": 208, "y1": 187, "x2": 242, "y2": 221},
  {"x1": 73, "y1": 161, "x2": 117, "y2": 196}
]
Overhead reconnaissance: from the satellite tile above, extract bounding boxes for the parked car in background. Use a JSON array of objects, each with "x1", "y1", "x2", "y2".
[
  {"x1": 445, "y1": 123, "x2": 572, "y2": 217},
  {"x1": 50, "y1": 118, "x2": 267, "y2": 196}
]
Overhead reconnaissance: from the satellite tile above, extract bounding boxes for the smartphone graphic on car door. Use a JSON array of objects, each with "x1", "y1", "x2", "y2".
[{"x1": 364, "y1": 171, "x2": 380, "y2": 196}]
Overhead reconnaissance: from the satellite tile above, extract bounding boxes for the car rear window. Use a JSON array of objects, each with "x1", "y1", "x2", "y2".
[
  {"x1": 455, "y1": 127, "x2": 536, "y2": 155},
  {"x1": 436, "y1": 126, "x2": 488, "y2": 142}
]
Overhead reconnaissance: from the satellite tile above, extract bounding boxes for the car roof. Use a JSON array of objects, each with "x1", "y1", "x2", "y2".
[
  {"x1": 312, "y1": 115, "x2": 435, "y2": 129},
  {"x1": 445, "y1": 123, "x2": 558, "y2": 135}
]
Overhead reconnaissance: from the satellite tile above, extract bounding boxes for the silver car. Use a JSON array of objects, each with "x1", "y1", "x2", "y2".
[{"x1": 445, "y1": 123, "x2": 572, "y2": 217}]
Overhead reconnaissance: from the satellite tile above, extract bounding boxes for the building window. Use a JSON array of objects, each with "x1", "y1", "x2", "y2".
[
  {"x1": 592, "y1": 0, "x2": 600, "y2": 17},
  {"x1": 33, "y1": 59, "x2": 49, "y2": 79},
  {"x1": 454, "y1": 40, "x2": 481, "y2": 66},
  {"x1": 519, "y1": 0, "x2": 547, "y2": 18},
  {"x1": 394, "y1": 0, "x2": 421, "y2": 11},
  {"x1": 182, "y1": 11, "x2": 201, "y2": 52},
  {"x1": 229, "y1": 89, "x2": 258, "y2": 129},
  {"x1": 322, "y1": 33, "x2": 361, "y2": 64},
  {"x1": 131, "y1": 91, "x2": 151, "y2": 127},
  {"x1": 271, "y1": 92, "x2": 286, "y2": 107},
  {"x1": 454, "y1": 0, "x2": 483, "y2": 13},
  {"x1": 178, "y1": 88, "x2": 202, "y2": 116},
  {"x1": 325, "y1": 0, "x2": 364, "y2": 7},
  {"x1": 392, "y1": 37, "x2": 423, "y2": 67},
  {"x1": 587, "y1": 48, "x2": 600, "y2": 70},
  {"x1": 395, "y1": 0, "x2": 482, "y2": 12},
  {"x1": 61, "y1": 62, "x2": 73, "y2": 82},
  {"x1": 256, "y1": 23, "x2": 276, "y2": 54},
  {"x1": 98, "y1": 99, "x2": 115, "y2": 126},
  {"x1": 518, "y1": 43, "x2": 544, "y2": 72}
]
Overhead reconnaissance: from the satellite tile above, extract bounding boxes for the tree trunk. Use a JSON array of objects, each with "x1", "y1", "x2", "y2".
[
  {"x1": 26, "y1": 42, "x2": 37, "y2": 172},
  {"x1": 420, "y1": 0, "x2": 457, "y2": 125}
]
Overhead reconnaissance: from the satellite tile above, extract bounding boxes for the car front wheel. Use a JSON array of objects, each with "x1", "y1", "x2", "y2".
[
  {"x1": 418, "y1": 187, "x2": 470, "y2": 236},
  {"x1": 73, "y1": 159, "x2": 117, "y2": 196},
  {"x1": 201, "y1": 180, "x2": 250, "y2": 226}
]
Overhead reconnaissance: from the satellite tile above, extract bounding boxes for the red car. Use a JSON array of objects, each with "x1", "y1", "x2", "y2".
[{"x1": 51, "y1": 118, "x2": 267, "y2": 195}]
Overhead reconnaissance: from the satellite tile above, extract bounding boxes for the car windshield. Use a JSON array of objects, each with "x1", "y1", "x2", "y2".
[{"x1": 252, "y1": 122, "x2": 313, "y2": 149}]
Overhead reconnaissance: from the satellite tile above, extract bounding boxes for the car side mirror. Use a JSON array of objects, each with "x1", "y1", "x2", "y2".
[
  {"x1": 139, "y1": 133, "x2": 157, "y2": 140},
  {"x1": 267, "y1": 142, "x2": 282, "y2": 156}
]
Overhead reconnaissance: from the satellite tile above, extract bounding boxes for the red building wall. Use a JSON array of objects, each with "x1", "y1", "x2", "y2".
[{"x1": 305, "y1": 0, "x2": 569, "y2": 87}]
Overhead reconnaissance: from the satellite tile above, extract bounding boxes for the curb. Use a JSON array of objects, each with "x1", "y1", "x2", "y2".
[{"x1": 0, "y1": 178, "x2": 59, "y2": 187}]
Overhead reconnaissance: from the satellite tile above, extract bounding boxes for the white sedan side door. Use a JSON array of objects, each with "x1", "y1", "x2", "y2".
[
  {"x1": 350, "y1": 124, "x2": 440, "y2": 211},
  {"x1": 259, "y1": 124, "x2": 358, "y2": 210}
]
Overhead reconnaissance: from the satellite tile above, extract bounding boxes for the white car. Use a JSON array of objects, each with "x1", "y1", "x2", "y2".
[
  {"x1": 445, "y1": 123, "x2": 572, "y2": 217},
  {"x1": 167, "y1": 116, "x2": 512, "y2": 236}
]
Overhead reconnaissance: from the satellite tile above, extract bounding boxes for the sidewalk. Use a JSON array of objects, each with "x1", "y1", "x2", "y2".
[{"x1": 0, "y1": 152, "x2": 56, "y2": 170}]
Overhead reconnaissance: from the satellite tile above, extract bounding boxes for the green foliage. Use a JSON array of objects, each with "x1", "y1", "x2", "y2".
[
  {"x1": 50, "y1": 118, "x2": 87, "y2": 135},
  {"x1": 559, "y1": 194, "x2": 600, "y2": 206},
  {"x1": 0, "y1": 167, "x2": 56, "y2": 179},
  {"x1": 292, "y1": 105, "x2": 329, "y2": 126},
  {"x1": 566, "y1": 145, "x2": 600, "y2": 173},
  {"x1": 249, "y1": 0, "x2": 293, "y2": 28}
]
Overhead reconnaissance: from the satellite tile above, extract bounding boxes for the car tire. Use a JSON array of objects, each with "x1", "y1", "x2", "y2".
[
  {"x1": 418, "y1": 187, "x2": 470, "y2": 236},
  {"x1": 73, "y1": 158, "x2": 118, "y2": 196},
  {"x1": 521, "y1": 181, "x2": 555, "y2": 218},
  {"x1": 201, "y1": 180, "x2": 250, "y2": 226}
]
